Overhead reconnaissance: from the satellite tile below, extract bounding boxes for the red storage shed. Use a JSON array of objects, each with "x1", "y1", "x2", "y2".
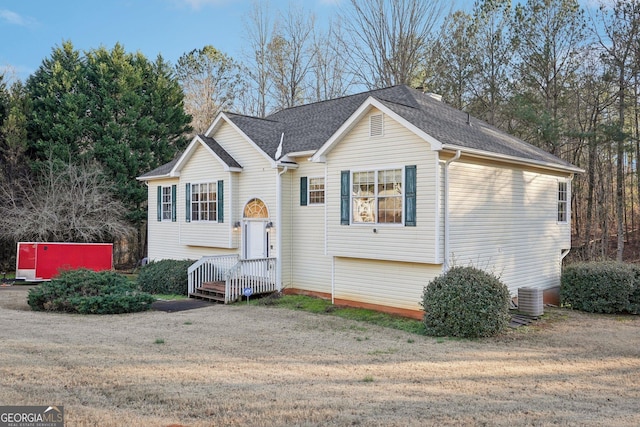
[{"x1": 16, "y1": 242, "x2": 113, "y2": 281}]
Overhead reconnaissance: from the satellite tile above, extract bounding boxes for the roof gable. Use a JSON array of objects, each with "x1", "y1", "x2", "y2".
[
  {"x1": 173, "y1": 134, "x2": 242, "y2": 174},
  {"x1": 207, "y1": 112, "x2": 278, "y2": 166},
  {"x1": 311, "y1": 97, "x2": 443, "y2": 162}
]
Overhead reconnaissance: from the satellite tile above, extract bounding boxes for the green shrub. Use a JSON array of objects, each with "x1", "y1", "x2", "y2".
[
  {"x1": 561, "y1": 262, "x2": 634, "y2": 314},
  {"x1": 28, "y1": 269, "x2": 155, "y2": 314},
  {"x1": 626, "y1": 265, "x2": 640, "y2": 315},
  {"x1": 421, "y1": 266, "x2": 511, "y2": 338},
  {"x1": 137, "y1": 259, "x2": 195, "y2": 295}
]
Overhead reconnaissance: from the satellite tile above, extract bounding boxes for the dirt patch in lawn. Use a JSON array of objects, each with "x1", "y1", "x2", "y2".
[{"x1": 0, "y1": 286, "x2": 638, "y2": 427}]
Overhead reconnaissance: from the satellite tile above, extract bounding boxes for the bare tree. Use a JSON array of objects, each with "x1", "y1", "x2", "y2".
[
  {"x1": 241, "y1": 0, "x2": 274, "y2": 117},
  {"x1": 593, "y1": 0, "x2": 640, "y2": 262},
  {"x1": 267, "y1": 4, "x2": 316, "y2": 109},
  {"x1": 308, "y1": 18, "x2": 354, "y2": 102},
  {"x1": 468, "y1": 0, "x2": 513, "y2": 127},
  {"x1": 340, "y1": 0, "x2": 449, "y2": 89},
  {"x1": 0, "y1": 160, "x2": 133, "y2": 243},
  {"x1": 175, "y1": 45, "x2": 243, "y2": 135}
]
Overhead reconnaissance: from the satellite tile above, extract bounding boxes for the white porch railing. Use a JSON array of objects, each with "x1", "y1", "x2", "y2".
[
  {"x1": 225, "y1": 257, "x2": 277, "y2": 303},
  {"x1": 187, "y1": 255, "x2": 239, "y2": 295},
  {"x1": 188, "y1": 255, "x2": 277, "y2": 303}
]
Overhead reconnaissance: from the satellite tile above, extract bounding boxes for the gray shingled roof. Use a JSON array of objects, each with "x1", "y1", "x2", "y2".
[
  {"x1": 199, "y1": 135, "x2": 242, "y2": 169},
  {"x1": 141, "y1": 85, "x2": 578, "y2": 179},
  {"x1": 227, "y1": 85, "x2": 576, "y2": 170},
  {"x1": 138, "y1": 157, "x2": 179, "y2": 179}
]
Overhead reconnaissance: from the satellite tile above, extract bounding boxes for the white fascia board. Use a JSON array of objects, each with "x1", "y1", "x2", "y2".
[
  {"x1": 285, "y1": 150, "x2": 316, "y2": 158},
  {"x1": 136, "y1": 173, "x2": 180, "y2": 182},
  {"x1": 441, "y1": 144, "x2": 585, "y2": 175},
  {"x1": 311, "y1": 97, "x2": 443, "y2": 163},
  {"x1": 207, "y1": 112, "x2": 276, "y2": 168}
]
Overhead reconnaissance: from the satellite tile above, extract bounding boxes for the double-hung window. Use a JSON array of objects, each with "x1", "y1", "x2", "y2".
[
  {"x1": 352, "y1": 169, "x2": 403, "y2": 224},
  {"x1": 191, "y1": 182, "x2": 217, "y2": 222},
  {"x1": 157, "y1": 185, "x2": 176, "y2": 222},
  {"x1": 161, "y1": 187, "x2": 172, "y2": 220},
  {"x1": 558, "y1": 181, "x2": 568, "y2": 223},
  {"x1": 309, "y1": 177, "x2": 325, "y2": 204},
  {"x1": 300, "y1": 177, "x2": 325, "y2": 206}
]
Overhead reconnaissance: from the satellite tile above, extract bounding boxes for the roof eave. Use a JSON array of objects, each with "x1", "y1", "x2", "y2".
[
  {"x1": 136, "y1": 172, "x2": 181, "y2": 181},
  {"x1": 440, "y1": 145, "x2": 584, "y2": 174}
]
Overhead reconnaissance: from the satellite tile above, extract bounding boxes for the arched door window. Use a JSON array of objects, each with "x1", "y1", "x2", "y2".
[{"x1": 243, "y1": 198, "x2": 269, "y2": 219}]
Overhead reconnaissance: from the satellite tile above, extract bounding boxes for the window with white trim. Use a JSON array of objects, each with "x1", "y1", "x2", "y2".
[
  {"x1": 161, "y1": 186, "x2": 172, "y2": 221},
  {"x1": 352, "y1": 169, "x2": 403, "y2": 224},
  {"x1": 308, "y1": 177, "x2": 325, "y2": 204},
  {"x1": 191, "y1": 182, "x2": 217, "y2": 221},
  {"x1": 558, "y1": 181, "x2": 568, "y2": 223}
]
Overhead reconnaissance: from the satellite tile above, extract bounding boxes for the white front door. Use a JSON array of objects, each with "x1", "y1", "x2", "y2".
[{"x1": 244, "y1": 220, "x2": 268, "y2": 259}]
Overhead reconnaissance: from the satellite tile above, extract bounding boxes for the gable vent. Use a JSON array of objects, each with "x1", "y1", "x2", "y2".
[{"x1": 370, "y1": 114, "x2": 384, "y2": 137}]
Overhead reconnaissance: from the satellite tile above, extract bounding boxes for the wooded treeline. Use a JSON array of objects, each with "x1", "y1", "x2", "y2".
[{"x1": 0, "y1": 0, "x2": 639, "y2": 268}]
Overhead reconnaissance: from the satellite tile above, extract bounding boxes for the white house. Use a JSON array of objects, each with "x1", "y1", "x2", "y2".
[{"x1": 138, "y1": 85, "x2": 582, "y2": 319}]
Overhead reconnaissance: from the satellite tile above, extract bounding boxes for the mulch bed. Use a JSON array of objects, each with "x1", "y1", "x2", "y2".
[{"x1": 151, "y1": 299, "x2": 214, "y2": 313}]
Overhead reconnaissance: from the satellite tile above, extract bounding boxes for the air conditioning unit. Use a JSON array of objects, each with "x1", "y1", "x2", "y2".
[{"x1": 518, "y1": 287, "x2": 543, "y2": 317}]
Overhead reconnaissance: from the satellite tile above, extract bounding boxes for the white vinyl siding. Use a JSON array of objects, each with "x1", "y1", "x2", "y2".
[
  {"x1": 447, "y1": 160, "x2": 572, "y2": 294},
  {"x1": 326, "y1": 108, "x2": 439, "y2": 263},
  {"x1": 334, "y1": 257, "x2": 441, "y2": 311},
  {"x1": 147, "y1": 178, "x2": 182, "y2": 260},
  {"x1": 286, "y1": 160, "x2": 332, "y2": 293},
  {"x1": 214, "y1": 121, "x2": 277, "y2": 252}
]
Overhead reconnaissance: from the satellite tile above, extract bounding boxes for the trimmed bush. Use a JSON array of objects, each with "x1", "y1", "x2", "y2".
[
  {"x1": 137, "y1": 259, "x2": 195, "y2": 295},
  {"x1": 421, "y1": 266, "x2": 511, "y2": 338},
  {"x1": 630, "y1": 265, "x2": 640, "y2": 315},
  {"x1": 560, "y1": 262, "x2": 634, "y2": 314},
  {"x1": 28, "y1": 269, "x2": 155, "y2": 314}
]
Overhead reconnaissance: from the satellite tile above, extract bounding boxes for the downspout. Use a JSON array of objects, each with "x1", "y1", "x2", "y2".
[
  {"x1": 275, "y1": 165, "x2": 289, "y2": 291},
  {"x1": 443, "y1": 150, "x2": 461, "y2": 271}
]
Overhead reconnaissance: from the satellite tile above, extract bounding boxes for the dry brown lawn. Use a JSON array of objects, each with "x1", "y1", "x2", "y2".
[{"x1": 0, "y1": 285, "x2": 638, "y2": 427}]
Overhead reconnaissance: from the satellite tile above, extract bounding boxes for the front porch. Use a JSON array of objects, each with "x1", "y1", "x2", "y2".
[{"x1": 187, "y1": 255, "x2": 278, "y2": 303}]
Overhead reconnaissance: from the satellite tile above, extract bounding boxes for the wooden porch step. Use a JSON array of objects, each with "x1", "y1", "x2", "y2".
[
  {"x1": 189, "y1": 291, "x2": 225, "y2": 303},
  {"x1": 201, "y1": 281, "x2": 225, "y2": 292},
  {"x1": 190, "y1": 281, "x2": 226, "y2": 304}
]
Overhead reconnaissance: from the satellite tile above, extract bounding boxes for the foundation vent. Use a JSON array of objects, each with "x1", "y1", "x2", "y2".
[{"x1": 518, "y1": 287, "x2": 543, "y2": 317}]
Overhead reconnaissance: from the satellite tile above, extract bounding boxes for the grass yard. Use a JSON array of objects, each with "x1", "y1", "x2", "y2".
[{"x1": 0, "y1": 285, "x2": 638, "y2": 426}]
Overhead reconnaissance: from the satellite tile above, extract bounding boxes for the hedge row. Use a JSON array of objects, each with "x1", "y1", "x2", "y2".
[
  {"x1": 137, "y1": 259, "x2": 195, "y2": 296},
  {"x1": 561, "y1": 262, "x2": 640, "y2": 314}
]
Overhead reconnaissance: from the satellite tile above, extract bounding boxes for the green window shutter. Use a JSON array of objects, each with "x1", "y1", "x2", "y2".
[
  {"x1": 405, "y1": 165, "x2": 417, "y2": 226},
  {"x1": 217, "y1": 180, "x2": 224, "y2": 223},
  {"x1": 185, "y1": 183, "x2": 191, "y2": 223},
  {"x1": 156, "y1": 186, "x2": 162, "y2": 222},
  {"x1": 171, "y1": 185, "x2": 177, "y2": 222},
  {"x1": 340, "y1": 171, "x2": 350, "y2": 225},
  {"x1": 300, "y1": 177, "x2": 308, "y2": 206}
]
